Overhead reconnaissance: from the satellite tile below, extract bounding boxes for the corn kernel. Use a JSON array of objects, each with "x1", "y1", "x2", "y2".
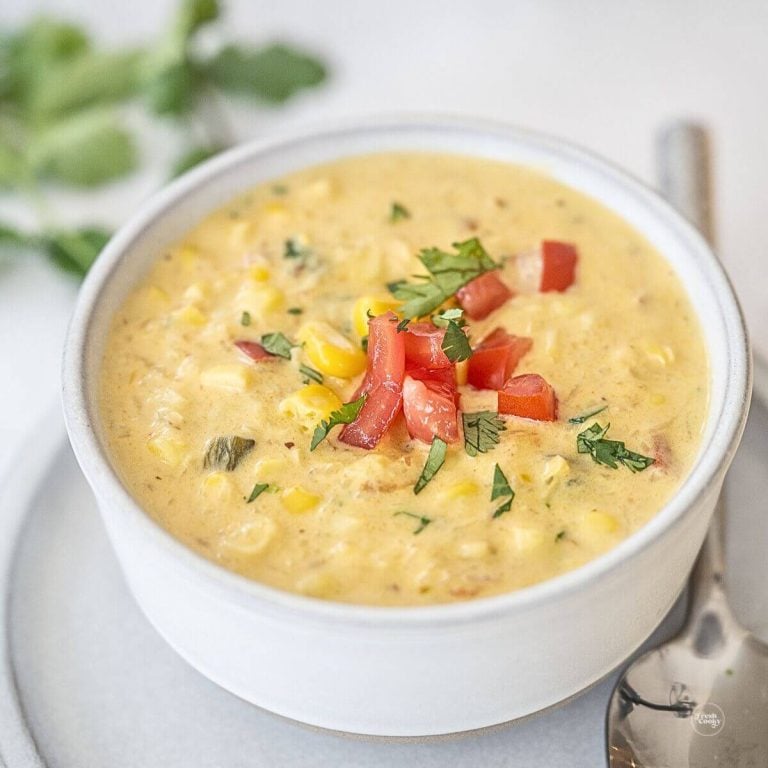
[
  {"x1": 295, "y1": 571, "x2": 337, "y2": 597},
  {"x1": 248, "y1": 265, "x2": 271, "y2": 282},
  {"x1": 298, "y1": 321, "x2": 366, "y2": 378},
  {"x1": 183, "y1": 281, "x2": 210, "y2": 303},
  {"x1": 200, "y1": 364, "x2": 253, "y2": 392},
  {"x1": 583, "y1": 511, "x2": 619, "y2": 536},
  {"x1": 263, "y1": 200, "x2": 288, "y2": 218},
  {"x1": 457, "y1": 540, "x2": 490, "y2": 559},
  {"x1": 177, "y1": 245, "x2": 199, "y2": 268},
  {"x1": 455, "y1": 359, "x2": 469, "y2": 386},
  {"x1": 442, "y1": 481, "x2": 480, "y2": 500},
  {"x1": 279, "y1": 383, "x2": 342, "y2": 430},
  {"x1": 509, "y1": 526, "x2": 547, "y2": 552},
  {"x1": 229, "y1": 221, "x2": 254, "y2": 249},
  {"x1": 642, "y1": 342, "x2": 676, "y2": 367},
  {"x1": 351, "y1": 296, "x2": 401, "y2": 337},
  {"x1": 253, "y1": 457, "x2": 289, "y2": 479},
  {"x1": 239, "y1": 284, "x2": 284, "y2": 315},
  {"x1": 219, "y1": 518, "x2": 277, "y2": 556},
  {"x1": 146, "y1": 285, "x2": 170, "y2": 305},
  {"x1": 147, "y1": 436, "x2": 187, "y2": 467},
  {"x1": 201, "y1": 471, "x2": 233, "y2": 500},
  {"x1": 282, "y1": 486, "x2": 321, "y2": 513},
  {"x1": 542, "y1": 455, "x2": 570, "y2": 486},
  {"x1": 174, "y1": 304, "x2": 207, "y2": 326}
]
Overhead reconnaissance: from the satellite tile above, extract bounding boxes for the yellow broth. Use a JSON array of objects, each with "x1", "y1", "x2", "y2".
[{"x1": 99, "y1": 153, "x2": 708, "y2": 605}]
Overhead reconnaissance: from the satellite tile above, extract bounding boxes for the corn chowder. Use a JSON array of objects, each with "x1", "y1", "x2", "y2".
[{"x1": 100, "y1": 153, "x2": 708, "y2": 606}]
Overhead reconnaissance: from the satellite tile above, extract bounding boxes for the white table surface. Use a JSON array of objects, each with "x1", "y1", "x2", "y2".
[{"x1": 1, "y1": 0, "x2": 766, "y2": 463}]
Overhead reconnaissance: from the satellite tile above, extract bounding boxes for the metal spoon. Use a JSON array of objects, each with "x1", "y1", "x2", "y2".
[{"x1": 605, "y1": 123, "x2": 768, "y2": 767}]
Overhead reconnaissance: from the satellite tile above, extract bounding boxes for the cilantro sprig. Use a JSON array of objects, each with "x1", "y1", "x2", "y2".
[
  {"x1": 414, "y1": 437, "x2": 447, "y2": 494},
  {"x1": 490, "y1": 464, "x2": 515, "y2": 518},
  {"x1": 394, "y1": 511, "x2": 432, "y2": 534},
  {"x1": 462, "y1": 411, "x2": 506, "y2": 456},
  {"x1": 389, "y1": 238, "x2": 499, "y2": 318},
  {"x1": 576, "y1": 422, "x2": 654, "y2": 473},
  {"x1": 441, "y1": 320, "x2": 472, "y2": 362},
  {"x1": 0, "y1": 2, "x2": 328, "y2": 279},
  {"x1": 260, "y1": 331, "x2": 295, "y2": 359},
  {"x1": 246, "y1": 482, "x2": 270, "y2": 503},
  {"x1": 568, "y1": 404, "x2": 608, "y2": 424},
  {"x1": 310, "y1": 395, "x2": 367, "y2": 450}
]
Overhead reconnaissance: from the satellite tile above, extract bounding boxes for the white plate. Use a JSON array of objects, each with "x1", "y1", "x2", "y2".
[{"x1": 1, "y1": 395, "x2": 766, "y2": 767}]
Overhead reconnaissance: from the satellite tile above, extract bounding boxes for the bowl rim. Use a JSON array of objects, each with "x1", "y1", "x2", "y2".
[{"x1": 62, "y1": 114, "x2": 752, "y2": 628}]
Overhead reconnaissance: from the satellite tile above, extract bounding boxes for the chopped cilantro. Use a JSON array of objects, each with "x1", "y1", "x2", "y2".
[
  {"x1": 310, "y1": 395, "x2": 367, "y2": 450},
  {"x1": 414, "y1": 437, "x2": 447, "y2": 494},
  {"x1": 283, "y1": 237, "x2": 312, "y2": 262},
  {"x1": 396, "y1": 317, "x2": 411, "y2": 333},
  {"x1": 299, "y1": 363, "x2": 323, "y2": 384},
  {"x1": 576, "y1": 422, "x2": 654, "y2": 473},
  {"x1": 555, "y1": 529, "x2": 566, "y2": 542},
  {"x1": 462, "y1": 411, "x2": 506, "y2": 456},
  {"x1": 568, "y1": 404, "x2": 608, "y2": 424},
  {"x1": 389, "y1": 238, "x2": 499, "y2": 318},
  {"x1": 260, "y1": 331, "x2": 295, "y2": 359},
  {"x1": 431, "y1": 307, "x2": 464, "y2": 328},
  {"x1": 361, "y1": 335, "x2": 369, "y2": 352},
  {"x1": 394, "y1": 510, "x2": 432, "y2": 534},
  {"x1": 389, "y1": 201, "x2": 411, "y2": 223},
  {"x1": 491, "y1": 463, "x2": 515, "y2": 518},
  {"x1": 246, "y1": 482, "x2": 270, "y2": 502},
  {"x1": 441, "y1": 319, "x2": 472, "y2": 362},
  {"x1": 240, "y1": 310, "x2": 251, "y2": 326},
  {"x1": 287, "y1": 306, "x2": 304, "y2": 315}
]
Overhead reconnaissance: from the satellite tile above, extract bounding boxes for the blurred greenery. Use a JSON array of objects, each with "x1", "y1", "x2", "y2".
[{"x1": 0, "y1": 0, "x2": 328, "y2": 277}]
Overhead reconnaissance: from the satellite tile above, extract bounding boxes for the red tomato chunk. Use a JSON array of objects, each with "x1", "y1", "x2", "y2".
[
  {"x1": 467, "y1": 328, "x2": 532, "y2": 390},
  {"x1": 456, "y1": 271, "x2": 513, "y2": 320},
  {"x1": 234, "y1": 340, "x2": 274, "y2": 361},
  {"x1": 540, "y1": 240, "x2": 578, "y2": 293},
  {"x1": 498, "y1": 374, "x2": 558, "y2": 421},
  {"x1": 340, "y1": 312, "x2": 405, "y2": 449},
  {"x1": 403, "y1": 322, "x2": 452, "y2": 369},
  {"x1": 402, "y1": 375, "x2": 459, "y2": 444}
]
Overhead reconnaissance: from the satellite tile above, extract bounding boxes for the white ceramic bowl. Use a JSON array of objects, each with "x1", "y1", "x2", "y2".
[{"x1": 62, "y1": 117, "x2": 751, "y2": 737}]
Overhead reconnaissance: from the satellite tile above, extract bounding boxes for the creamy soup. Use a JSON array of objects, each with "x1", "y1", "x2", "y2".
[{"x1": 100, "y1": 153, "x2": 708, "y2": 606}]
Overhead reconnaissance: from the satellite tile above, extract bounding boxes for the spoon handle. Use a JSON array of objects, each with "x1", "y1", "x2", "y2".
[{"x1": 657, "y1": 123, "x2": 730, "y2": 625}]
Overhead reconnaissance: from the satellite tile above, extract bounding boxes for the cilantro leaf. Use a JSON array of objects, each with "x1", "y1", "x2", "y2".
[
  {"x1": 396, "y1": 317, "x2": 411, "y2": 333},
  {"x1": 568, "y1": 404, "x2": 608, "y2": 424},
  {"x1": 394, "y1": 511, "x2": 432, "y2": 534},
  {"x1": 260, "y1": 331, "x2": 295, "y2": 359},
  {"x1": 30, "y1": 110, "x2": 137, "y2": 186},
  {"x1": 576, "y1": 422, "x2": 654, "y2": 473},
  {"x1": 310, "y1": 395, "x2": 367, "y2": 450},
  {"x1": 431, "y1": 307, "x2": 464, "y2": 328},
  {"x1": 41, "y1": 227, "x2": 110, "y2": 276},
  {"x1": 246, "y1": 482, "x2": 269, "y2": 503},
  {"x1": 414, "y1": 437, "x2": 447, "y2": 494},
  {"x1": 240, "y1": 311, "x2": 251, "y2": 326},
  {"x1": 171, "y1": 144, "x2": 223, "y2": 177},
  {"x1": 284, "y1": 238, "x2": 312, "y2": 262},
  {"x1": 491, "y1": 464, "x2": 513, "y2": 500},
  {"x1": 441, "y1": 319, "x2": 472, "y2": 362},
  {"x1": 206, "y1": 43, "x2": 327, "y2": 103},
  {"x1": 390, "y1": 238, "x2": 499, "y2": 318},
  {"x1": 299, "y1": 363, "x2": 323, "y2": 384},
  {"x1": 462, "y1": 411, "x2": 506, "y2": 456},
  {"x1": 389, "y1": 202, "x2": 410, "y2": 222},
  {"x1": 490, "y1": 463, "x2": 515, "y2": 517}
]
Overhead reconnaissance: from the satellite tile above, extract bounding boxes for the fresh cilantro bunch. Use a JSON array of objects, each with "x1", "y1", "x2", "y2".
[{"x1": 0, "y1": 0, "x2": 328, "y2": 277}]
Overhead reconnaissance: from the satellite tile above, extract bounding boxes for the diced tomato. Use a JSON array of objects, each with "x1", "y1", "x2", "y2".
[
  {"x1": 456, "y1": 271, "x2": 513, "y2": 320},
  {"x1": 467, "y1": 328, "x2": 532, "y2": 390},
  {"x1": 339, "y1": 312, "x2": 405, "y2": 449},
  {"x1": 406, "y1": 365, "x2": 461, "y2": 408},
  {"x1": 403, "y1": 322, "x2": 452, "y2": 369},
  {"x1": 498, "y1": 374, "x2": 557, "y2": 421},
  {"x1": 402, "y1": 375, "x2": 459, "y2": 444},
  {"x1": 540, "y1": 240, "x2": 578, "y2": 292},
  {"x1": 339, "y1": 381, "x2": 403, "y2": 449},
  {"x1": 234, "y1": 340, "x2": 274, "y2": 361}
]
